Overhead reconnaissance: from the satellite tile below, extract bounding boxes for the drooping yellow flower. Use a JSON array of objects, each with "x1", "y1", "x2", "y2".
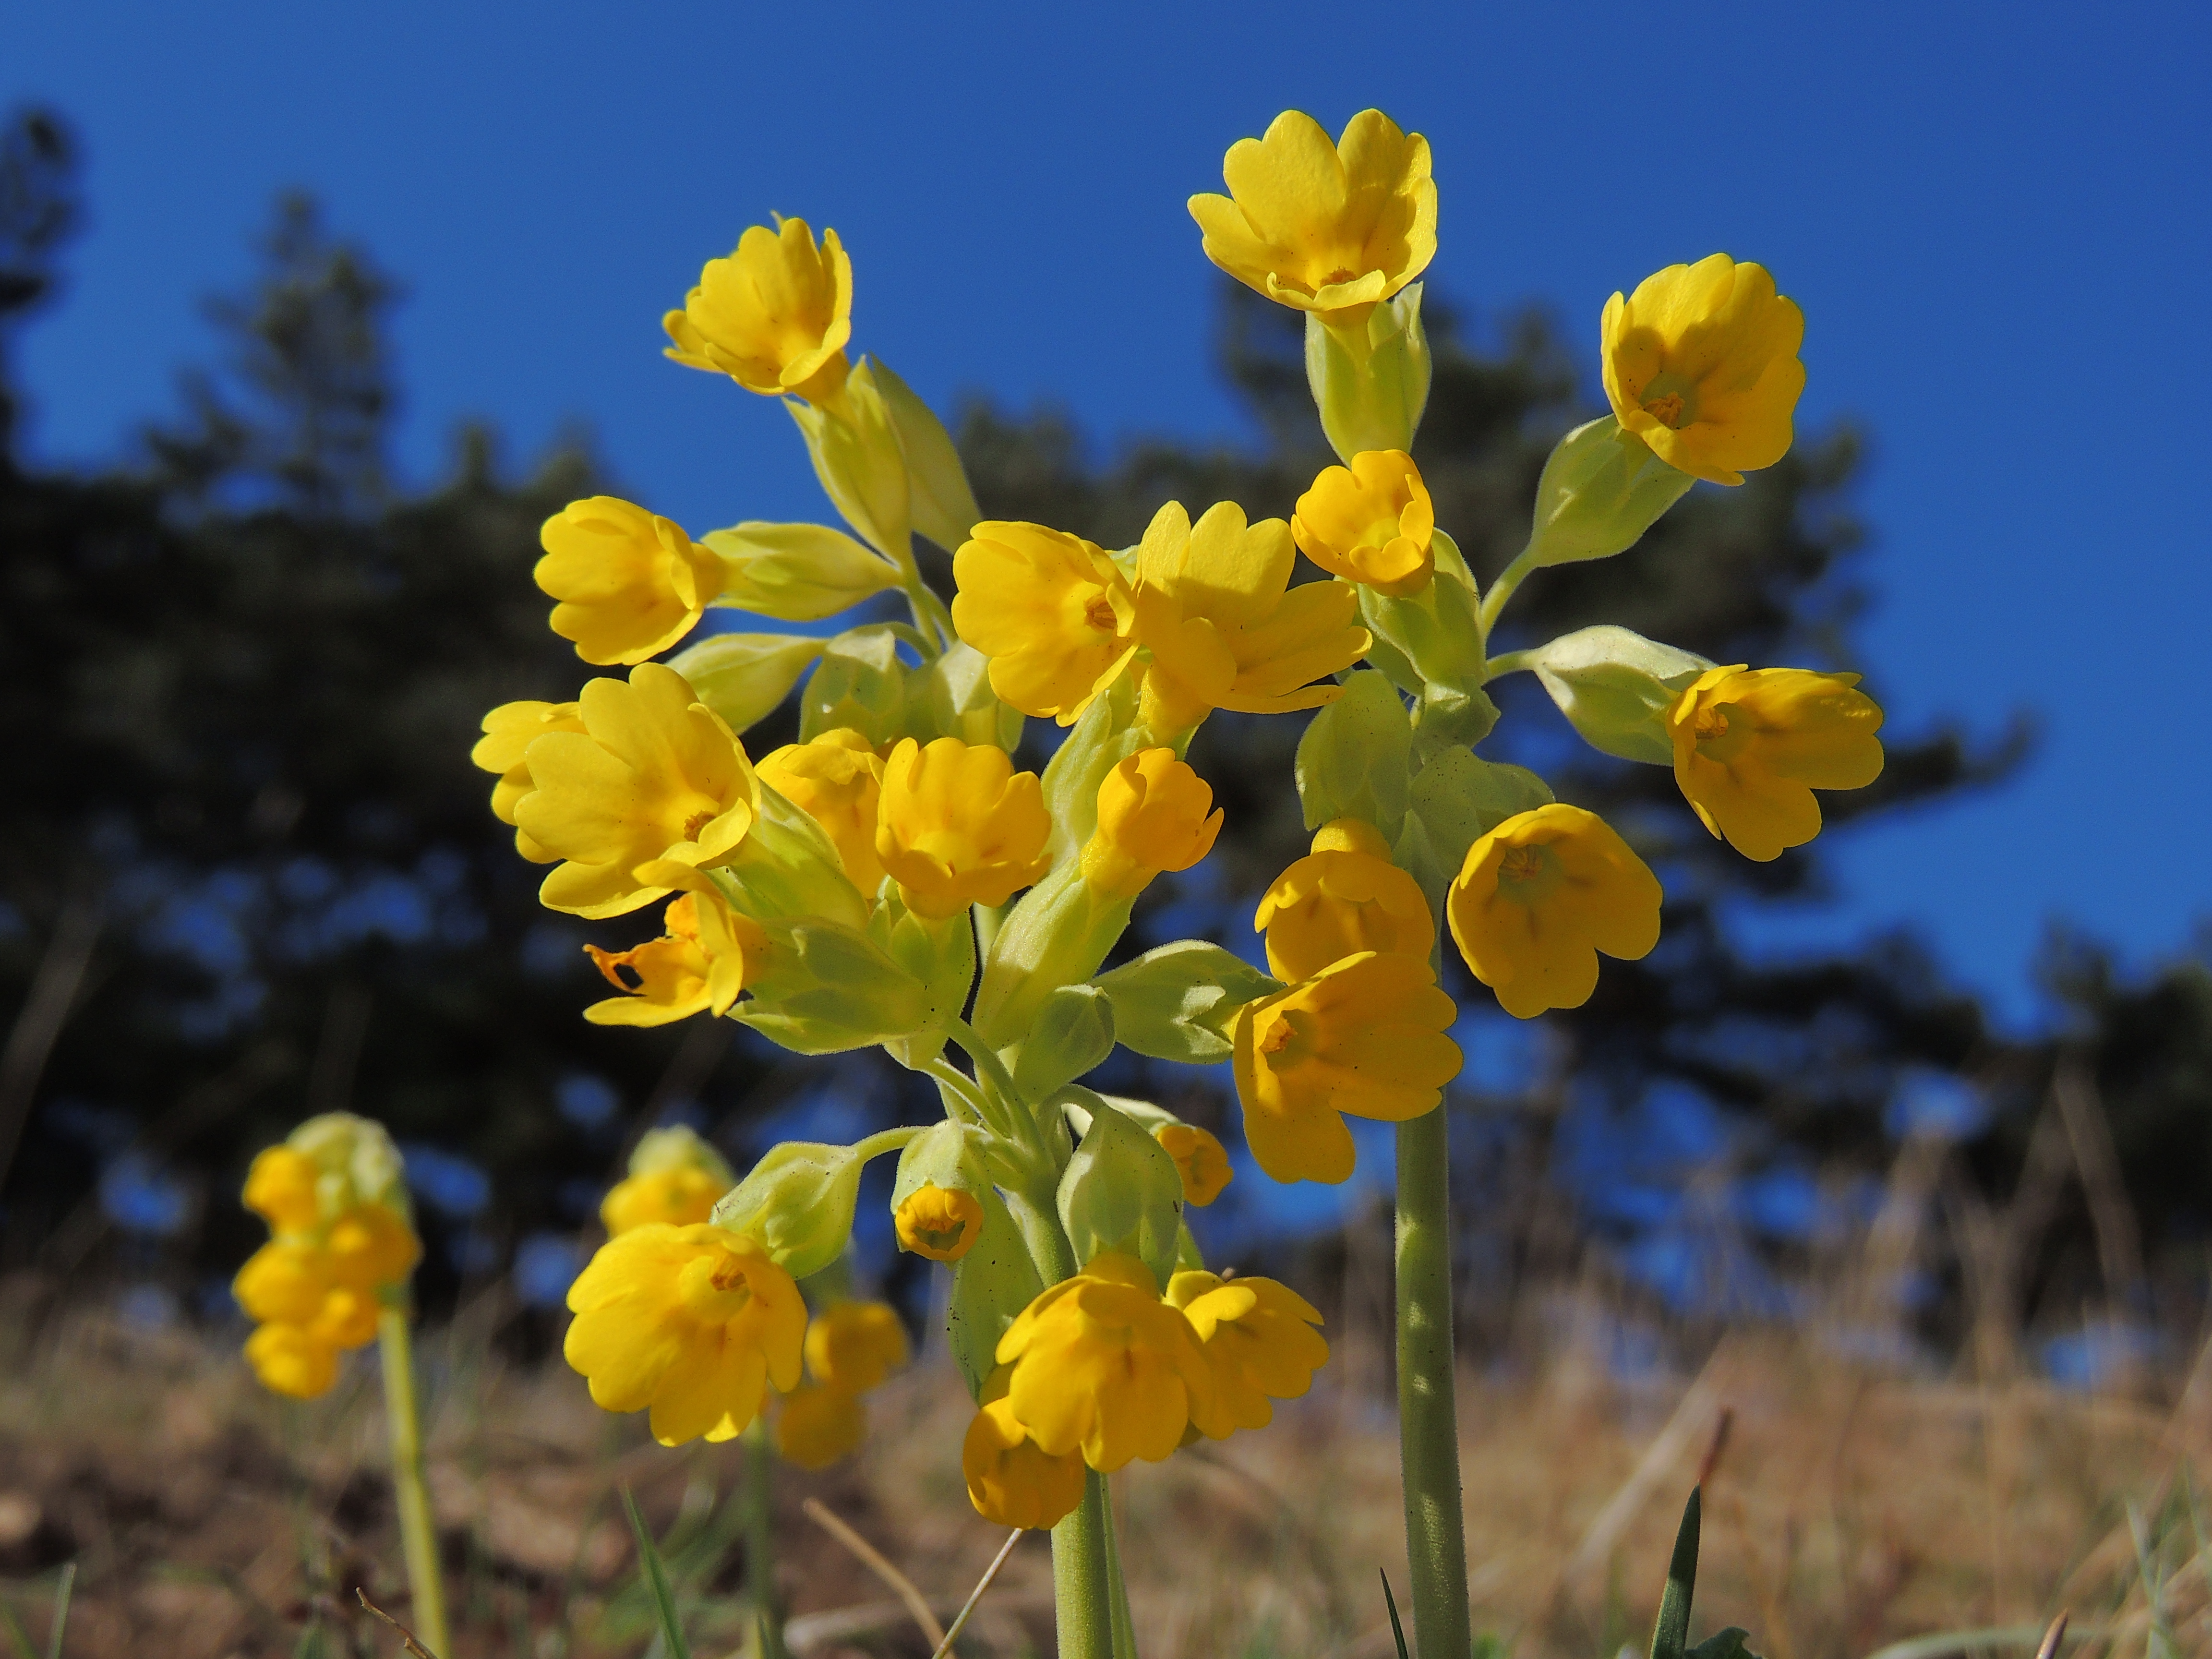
[
  {"x1": 1601, "y1": 254, "x2": 1805, "y2": 486},
  {"x1": 894, "y1": 1184, "x2": 984, "y2": 1261},
  {"x1": 663, "y1": 219, "x2": 853, "y2": 402},
  {"x1": 234, "y1": 1241, "x2": 336, "y2": 1326},
  {"x1": 534, "y1": 496, "x2": 726, "y2": 668},
  {"x1": 757, "y1": 728, "x2": 887, "y2": 893},
  {"x1": 1130, "y1": 501, "x2": 1370, "y2": 734},
  {"x1": 1167, "y1": 1271, "x2": 1328, "y2": 1434},
  {"x1": 1667, "y1": 666, "x2": 1886, "y2": 862},
  {"x1": 242, "y1": 1145, "x2": 323, "y2": 1233},
  {"x1": 471, "y1": 700, "x2": 588, "y2": 864},
  {"x1": 583, "y1": 890, "x2": 764, "y2": 1027},
  {"x1": 951, "y1": 522, "x2": 1139, "y2": 724},
  {"x1": 563, "y1": 1223, "x2": 806, "y2": 1446},
  {"x1": 962, "y1": 1366, "x2": 1087, "y2": 1530},
  {"x1": 1231, "y1": 952, "x2": 1461, "y2": 1184},
  {"x1": 776, "y1": 1382, "x2": 867, "y2": 1470},
  {"x1": 1446, "y1": 804, "x2": 1662, "y2": 1019},
  {"x1": 1188, "y1": 109, "x2": 1436, "y2": 322},
  {"x1": 874, "y1": 737, "x2": 1051, "y2": 918},
  {"x1": 1154, "y1": 1124, "x2": 1233, "y2": 1207},
  {"x1": 1079, "y1": 749, "x2": 1224, "y2": 899},
  {"x1": 805, "y1": 1300, "x2": 909, "y2": 1395},
  {"x1": 1291, "y1": 451, "x2": 1435, "y2": 595},
  {"x1": 514, "y1": 664, "x2": 761, "y2": 920},
  {"x1": 1254, "y1": 818, "x2": 1433, "y2": 983},
  {"x1": 324, "y1": 1202, "x2": 422, "y2": 1292},
  {"x1": 996, "y1": 1252, "x2": 1221, "y2": 1470},
  {"x1": 601, "y1": 1163, "x2": 728, "y2": 1237},
  {"x1": 244, "y1": 1322, "x2": 339, "y2": 1400}
]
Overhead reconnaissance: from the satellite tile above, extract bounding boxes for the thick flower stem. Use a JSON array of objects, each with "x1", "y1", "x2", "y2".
[
  {"x1": 1395, "y1": 1106, "x2": 1469, "y2": 1659},
  {"x1": 1052, "y1": 1472, "x2": 1118, "y2": 1659},
  {"x1": 376, "y1": 1307, "x2": 450, "y2": 1659}
]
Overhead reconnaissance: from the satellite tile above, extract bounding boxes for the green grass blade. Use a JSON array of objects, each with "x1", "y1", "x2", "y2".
[
  {"x1": 621, "y1": 1485, "x2": 692, "y2": 1659},
  {"x1": 42, "y1": 1565, "x2": 73, "y2": 1659},
  {"x1": 1379, "y1": 1570, "x2": 1411, "y2": 1659},
  {"x1": 1650, "y1": 1487, "x2": 1701, "y2": 1659},
  {"x1": 0, "y1": 1600, "x2": 36, "y2": 1659}
]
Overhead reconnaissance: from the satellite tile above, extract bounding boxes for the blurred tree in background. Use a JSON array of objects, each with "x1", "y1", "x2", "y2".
[{"x1": 1, "y1": 104, "x2": 2204, "y2": 1365}]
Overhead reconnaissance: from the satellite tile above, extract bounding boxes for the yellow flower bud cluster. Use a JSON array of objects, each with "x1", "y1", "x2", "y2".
[
  {"x1": 235, "y1": 1126, "x2": 421, "y2": 1400},
  {"x1": 600, "y1": 1125, "x2": 735, "y2": 1236},
  {"x1": 775, "y1": 1299, "x2": 910, "y2": 1470}
]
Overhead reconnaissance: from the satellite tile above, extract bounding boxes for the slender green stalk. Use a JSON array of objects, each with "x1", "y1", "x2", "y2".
[
  {"x1": 1478, "y1": 648, "x2": 1538, "y2": 684},
  {"x1": 376, "y1": 1307, "x2": 451, "y2": 1659},
  {"x1": 744, "y1": 1419, "x2": 789, "y2": 1659},
  {"x1": 1052, "y1": 1473, "x2": 1118, "y2": 1659},
  {"x1": 1475, "y1": 541, "x2": 1543, "y2": 649},
  {"x1": 1394, "y1": 1106, "x2": 1469, "y2": 1659}
]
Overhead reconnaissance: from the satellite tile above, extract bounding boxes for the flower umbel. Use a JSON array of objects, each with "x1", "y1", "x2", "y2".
[
  {"x1": 1080, "y1": 748, "x2": 1224, "y2": 899},
  {"x1": 1601, "y1": 253, "x2": 1805, "y2": 486},
  {"x1": 1254, "y1": 818, "x2": 1434, "y2": 984},
  {"x1": 1447, "y1": 804, "x2": 1662, "y2": 1019},
  {"x1": 1292, "y1": 450, "x2": 1435, "y2": 595},
  {"x1": 951, "y1": 521, "x2": 1139, "y2": 724},
  {"x1": 663, "y1": 219, "x2": 853, "y2": 402},
  {"x1": 535, "y1": 496, "x2": 726, "y2": 667},
  {"x1": 875, "y1": 737, "x2": 1051, "y2": 918},
  {"x1": 1667, "y1": 665, "x2": 1885, "y2": 861}
]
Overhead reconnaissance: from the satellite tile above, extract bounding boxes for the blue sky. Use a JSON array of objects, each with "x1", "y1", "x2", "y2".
[{"x1": 8, "y1": 1, "x2": 2208, "y2": 1024}]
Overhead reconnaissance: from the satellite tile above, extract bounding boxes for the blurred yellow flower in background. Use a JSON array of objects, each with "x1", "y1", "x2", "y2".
[
  {"x1": 664, "y1": 218, "x2": 853, "y2": 402},
  {"x1": 952, "y1": 521, "x2": 1139, "y2": 724},
  {"x1": 1447, "y1": 804, "x2": 1662, "y2": 1019},
  {"x1": 757, "y1": 728, "x2": 887, "y2": 893},
  {"x1": 1601, "y1": 253, "x2": 1804, "y2": 486},
  {"x1": 601, "y1": 1124, "x2": 735, "y2": 1236},
  {"x1": 1189, "y1": 108, "x2": 1435, "y2": 322},
  {"x1": 534, "y1": 496, "x2": 725, "y2": 666},
  {"x1": 242, "y1": 1146, "x2": 323, "y2": 1233},
  {"x1": 776, "y1": 1382, "x2": 867, "y2": 1470},
  {"x1": 805, "y1": 1299, "x2": 909, "y2": 1395},
  {"x1": 1080, "y1": 748, "x2": 1223, "y2": 898},
  {"x1": 875, "y1": 737, "x2": 1051, "y2": 917},
  {"x1": 1254, "y1": 818, "x2": 1433, "y2": 983},
  {"x1": 1291, "y1": 450, "x2": 1435, "y2": 595},
  {"x1": 1668, "y1": 665, "x2": 1885, "y2": 861},
  {"x1": 244, "y1": 1322, "x2": 339, "y2": 1401}
]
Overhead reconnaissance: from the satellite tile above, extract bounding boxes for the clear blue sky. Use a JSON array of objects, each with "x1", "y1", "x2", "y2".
[{"x1": 8, "y1": 1, "x2": 2207, "y2": 1025}]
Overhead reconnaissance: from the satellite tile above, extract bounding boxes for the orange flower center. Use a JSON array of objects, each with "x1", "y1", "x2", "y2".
[
  {"x1": 1643, "y1": 393, "x2": 1687, "y2": 429},
  {"x1": 1499, "y1": 845, "x2": 1547, "y2": 882},
  {"x1": 1082, "y1": 592, "x2": 1119, "y2": 633},
  {"x1": 682, "y1": 807, "x2": 717, "y2": 841}
]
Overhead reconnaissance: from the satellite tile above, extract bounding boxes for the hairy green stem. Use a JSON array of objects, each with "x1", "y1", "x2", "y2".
[
  {"x1": 745, "y1": 1418, "x2": 789, "y2": 1659},
  {"x1": 1479, "y1": 648, "x2": 1538, "y2": 684},
  {"x1": 1475, "y1": 541, "x2": 1543, "y2": 650},
  {"x1": 1395, "y1": 1106, "x2": 1469, "y2": 1659},
  {"x1": 376, "y1": 1307, "x2": 450, "y2": 1659}
]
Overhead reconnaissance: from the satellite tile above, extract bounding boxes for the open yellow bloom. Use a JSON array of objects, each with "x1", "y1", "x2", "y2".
[
  {"x1": 777, "y1": 1383, "x2": 867, "y2": 1470},
  {"x1": 757, "y1": 728, "x2": 886, "y2": 893},
  {"x1": 894, "y1": 1184, "x2": 984, "y2": 1261},
  {"x1": 875, "y1": 737, "x2": 1051, "y2": 918},
  {"x1": 1601, "y1": 254, "x2": 1805, "y2": 486},
  {"x1": 1167, "y1": 1271, "x2": 1328, "y2": 1434},
  {"x1": 564, "y1": 1223, "x2": 805, "y2": 1446},
  {"x1": 243, "y1": 1145, "x2": 323, "y2": 1232},
  {"x1": 244, "y1": 1322, "x2": 339, "y2": 1400},
  {"x1": 997, "y1": 1252, "x2": 1220, "y2": 1470},
  {"x1": 805, "y1": 1300, "x2": 909, "y2": 1394},
  {"x1": 1667, "y1": 666, "x2": 1885, "y2": 861},
  {"x1": 663, "y1": 218, "x2": 853, "y2": 402},
  {"x1": 1231, "y1": 952, "x2": 1461, "y2": 1185},
  {"x1": 514, "y1": 664, "x2": 760, "y2": 919},
  {"x1": 602, "y1": 1164, "x2": 728, "y2": 1237},
  {"x1": 1131, "y1": 500, "x2": 1369, "y2": 734},
  {"x1": 534, "y1": 496, "x2": 725, "y2": 667},
  {"x1": 583, "y1": 890, "x2": 764, "y2": 1027},
  {"x1": 1080, "y1": 749, "x2": 1223, "y2": 899},
  {"x1": 962, "y1": 1367, "x2": 1087, "y2": 1530},
  {"x1": 1447, "y1": 804, "x2": 1662, "y2": 1019},
  {"x1": 1291, "y1": 451, "x2": 1434, "y2": 595},
  {"x1": 951, "y1": 521, "x2": 1139, "y2": 724},
  {"x1": 471, "y1": 700, "x2": 588, "y2": 863},
  {"x1": 1154, "y1": 1124, "x2": 1233, "y2": 1207},
  {"x1": 1188, "y1": 108, "x2": 1435, "y2": 322},
  {"x1": 1254, "y1": 819, "x2": 1433, "y2": 983}
]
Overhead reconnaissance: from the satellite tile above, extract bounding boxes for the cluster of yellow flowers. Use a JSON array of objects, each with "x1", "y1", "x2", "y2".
[
  {"x1": 463, "y1": 104, "x2": 1889, "y2": 1646},
  {"x1": 233, "y1": 1115, "x2": 421, "y2": 1399}
]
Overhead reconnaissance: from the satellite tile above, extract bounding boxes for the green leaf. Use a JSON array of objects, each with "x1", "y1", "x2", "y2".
[
  {"x1": 1649, "y1": 1486, "x2": 1701, "y2": 1659},
  {"x1": 1379, "y1": 1571, "x2": 1411, "y2": 1659},
  {"x1": 43, "y1": 1564, "x2": 72, "y2": 1659},
  {"x1": 621, "y1": 1486, "x2": 693, "y2": 1659},
  {"x1": 1294, "y1": 670, "x2": 1413, "y2": 838}
]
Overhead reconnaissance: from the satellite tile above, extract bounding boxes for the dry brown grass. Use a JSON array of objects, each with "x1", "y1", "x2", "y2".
[{"x1": 2, "y1": 1274, "x2": 2209, "y2": 1659}]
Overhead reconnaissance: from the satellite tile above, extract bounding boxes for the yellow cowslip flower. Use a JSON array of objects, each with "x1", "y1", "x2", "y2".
[
  {"x1": 1667, "y1": 666, "x2": 1886, "y2": 862},
  {"x1": 1154, "y1": 1124, "x2": 1233, "y2": 1208},
  {"x1": 1079, "y1": 749, "x2": 1224, "y2": 899},
  {"x1": 325, "y1": 1202, "x2": 422, "y2": 1292},
  {"x1": 534, "y1": 496, "x2": 726, "y2": 668},
  {"x1": 663, "y1": 218, "x2": 853, "y2": 403},
  {"x1": 1166, "y1": 1271, "x2": 1328, "y2": 1434},
  {"x1": 1130, "y1": 501, "x2": 1370, "y2": 734},
  {"x1": 805, "y1": 1300, "x2": 909, "y2": 1394},
  {"x1": 1188, "y1": 109, "x2": 1435, "y2": 323},
  {"x1": 1446, "y1": 804, "x2": 1662, "y2": 1019},
  {"x1": 1291, "y1": 451, "x2": 1435, "y2": 596},
  {"x1": 234, "y1": 1241, "x2": 335, "y2": 1326},
  {"x1": 776, "y1": 1382, "x2": 867, "y2": 1470},
  {"x1": 242, "y1": 1146, "x2": 323, "y2": 1233},
  {"x1": 874, "y1": 737, "x2": 1051, "y2": 918},
  {"x1": 962, "y1": 1366, "x2": 1087, "y2": 1530},
  {"x1": 996, "y1": 1252, "x2": 1221, "y2": 1470},
  {"x1": 757, "y1": 728, "x2": 886, "y2": 893},
  {"x1": 244, "y1": 1322, "x2": 338, "y2": 1401},
  {"x1": 951, "y1": 521, "x2": 1139, "y2": 725},
  {"x1": 601, "y1": 1164, "x2": 728, "y2": 1237},
  {"x1": 893, "y1": 1184, "x2": 983, "y2": 1261},
  {"x1": 582, "y1": 890, "x2": 764, "y2": 1027},
  {"x1": 1600, "y1": 253, "x2": 1805, "y2": 487},
  {"x1": 1231, "y1": 952, "x2": 1461, "y2": 1185},
  {"x1": 471, "y1": 700, "x2": 588, "y2": 864},
  {"x1": 1254, "y1": 818, "x2": 1433, "y2": 984},
  {"x1": 564, "y1": 1222, "x2": 806, "y2": 1446},
  {"x1": 514, "y1": 664, "x2": 760, "y2": 920}
]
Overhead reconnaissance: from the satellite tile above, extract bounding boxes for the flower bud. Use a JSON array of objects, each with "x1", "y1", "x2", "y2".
[
  {"x1": 871, "y1": 359, "x2": 983, "y2": 554},
  {"x1": 1010, "y1": 983, "x2": 1116, "y2": 1100},
  {"x1": 1305, "y1": 284, "x2": 1432, "y2": 464},
  {"x1": 1079, "y1": 749, "x2": 1223, "y2": 900},
  {"x1": 945, "y1": 1185, "x2": 1045, "y2": 1395},
  {"x1": 1392, "y1": 746, "x2": 1555, "y2": 909},
  {"x1": 1524, "y1": 416, "x2": 1697, "y2": 568},
  {"x1": 905, "y1": 639, "x2": 1026, "y2": 752},
  {"x1": 1527, "y1": 625, "x2": 1713, "y2": 765},
  {"x1": 704, "y1": 522, "x2": 901, "y2": 622},
  {"x1": 797, "y1": 624, "x2": 908, "y2": 749},
  {"x1": 1056, "y1": 1098, "x2": 1185, "y2": 1290},
  {"x1": 733, "y1": 915, "x2": 932, "y2": 1054},
  {"x1": 787, "y1": 359, "x2": 911, "y2": 558},
  {"x1": 1255, "y1": 818, "x2": 1434, "y2": 983},
  {"x1": 287, "y1": 1112, "x2": 409, "y2": 1216},
  {"x1": 1091, "y1": 940, "x2": 1282, "y2": 1066},
  {"x1": 1293, "y1": 670, "x2": 1413, "y2": 840},
  {"x1": 712, "y1": 1142, "x2": 866, "y2": 1279},
  {"x1": 664, "y1": 632, "x2": 826, "y2": 739},
  {"x1": 601, "y1": 1126, "x2": 734, "y2": 1236},
  {"x1": 1292, "y1": 451, "x2": 1434, "y2": 595}
]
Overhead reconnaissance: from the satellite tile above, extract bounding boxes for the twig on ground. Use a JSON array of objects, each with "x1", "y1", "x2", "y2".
[
  {"x1": 800, "y1": 1496, "x2": 946, "y2": 1649},
  {"x1": 930, "y1": 1528, "x2": 1024, "y2": 1659},
  {"x1": 357, "y1": 1588, "x2": 437, "y2": 1658}
]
